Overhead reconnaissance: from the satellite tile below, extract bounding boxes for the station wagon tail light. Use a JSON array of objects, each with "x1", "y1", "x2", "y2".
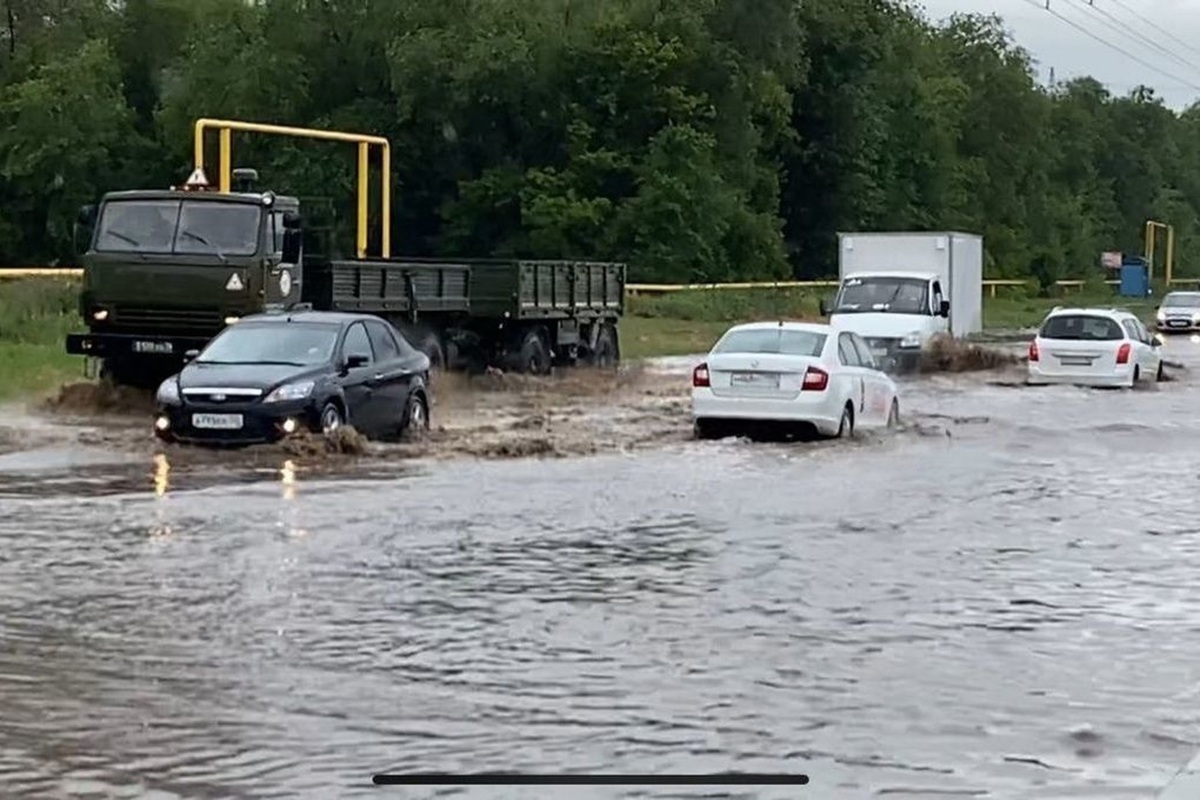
[
  {"x1": 692, "y1": 363, "x2": 710, "y2": 388},
  {"x1": 1028, "y1": 341, "x2": 1038, "y2": 362},
  {"x1": 802, "y1": 367, "x2": 829, "y2": 391},
  {"x1": 1116, "y1": 342, "x2": 1131, "y2": 364}
]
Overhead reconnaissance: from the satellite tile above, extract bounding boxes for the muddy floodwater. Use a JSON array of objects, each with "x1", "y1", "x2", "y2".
[{"x1": 3, "y1": 340, "x2": 1200, "y2": 799}]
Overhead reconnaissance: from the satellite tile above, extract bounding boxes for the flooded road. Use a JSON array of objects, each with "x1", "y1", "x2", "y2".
[{"x1": 3, "y1": 340, "x2": 1200, "y2": 799}]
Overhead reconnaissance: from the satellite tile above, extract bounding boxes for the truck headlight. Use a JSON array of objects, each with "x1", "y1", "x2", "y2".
[
  {"x1": 155, "y1": 377, "x2": 180, "y2": 405},
  {"x1": 264, "y1": 380, "x2": 314, "y2": 403},
  {"x1": 899, "y1": 333, "x2": 923, "y2": 348}
]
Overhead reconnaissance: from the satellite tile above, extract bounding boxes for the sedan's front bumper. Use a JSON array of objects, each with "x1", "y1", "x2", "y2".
[
  {"x1": 1156, "y1": 318, "x2": 1200, "y2": 333},
  {"x1": 154, "y1": 399, "x2": 319, "y2": 446}
]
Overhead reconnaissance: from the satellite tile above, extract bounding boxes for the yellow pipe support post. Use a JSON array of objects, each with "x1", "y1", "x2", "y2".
[
  {"x1": 191, "y1": 118, "x2": 392, "y2": 258},
  {"x1": 1167, "y1": 225, "x2": 1176, "y2": 285},
  {"x1": 219, "y1": 128, "x2": 231, "y2": 193},
  {"x1": 381, "y1": 142, "x2": 391, "y2": 259},
  {"x1": 356, "y1": 142, "x2": 369, "y2": 259}
]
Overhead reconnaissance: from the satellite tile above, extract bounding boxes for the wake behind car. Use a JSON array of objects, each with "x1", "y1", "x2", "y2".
[
  {"x1": 1027, "y1": 306, "x2": 1163, "y2": 388},
  {"x1": 1155, "y1": 290, "x2": 1200, "y2": 333},
  {"x1": 691, "y1": 321, "x2": 901, "y2": 440},
  {"x1": 153, "y1": 309, "x2": 432, "y2": 445}
]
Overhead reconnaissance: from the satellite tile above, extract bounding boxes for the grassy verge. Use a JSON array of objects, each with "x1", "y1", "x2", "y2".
[
  {"x1": 0, "y1": 277, "x2": 1168, "y2": 402},
  {"x1": 624, "y1": 282, "x2": 1164, "y2": 357},
  {"x1": 0, "y1": 278, "x2": 84, "y2": 402}
]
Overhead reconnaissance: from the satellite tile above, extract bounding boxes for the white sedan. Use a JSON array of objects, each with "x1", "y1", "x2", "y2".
[
  {"x1": 1027, "y1": 306, "x2": 1164, "y2": 388},
  {"x1": 691, "y1": 321, "x2": 901, "y2": 440}
]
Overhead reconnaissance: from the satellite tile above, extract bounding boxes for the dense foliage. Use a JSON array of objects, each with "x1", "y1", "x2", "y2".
[{"x1": 0, "y1": 0, "x2": 1195, "y2": 285}]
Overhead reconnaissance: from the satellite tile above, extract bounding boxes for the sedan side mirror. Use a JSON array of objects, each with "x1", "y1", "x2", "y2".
[
  {"x1": 345, "y1": 354, "x2": 369, "y2": 369},
  {"x1": 939, "y1": 299, "x2": 951, "y2": 317},
  {"x1": 183, "y1": 349, "x2": 200, "y2": 361},
  {"x1": 1151, "y1": 335, "x2": 1164, "y2": 347}
]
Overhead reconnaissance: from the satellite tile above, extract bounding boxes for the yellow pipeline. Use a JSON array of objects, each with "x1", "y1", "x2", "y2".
[{"x1": 192, "y1": 118, "x2": 392, "y2": 259}]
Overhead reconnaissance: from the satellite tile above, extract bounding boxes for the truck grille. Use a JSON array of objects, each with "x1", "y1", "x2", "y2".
[{"x1": 109, "y1": 306, "x2": 223, "y2": 334}]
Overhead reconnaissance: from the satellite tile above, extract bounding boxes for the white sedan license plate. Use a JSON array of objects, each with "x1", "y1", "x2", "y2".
[
  {"x1": 192, "y1": 413, "x2": 243, "y2": 430},
  {"x1": 731, "y1": 371, "x2": 779, "y2": 388},
  {"x1": 133, "y1": 340, "x2": 173, "y2": 354}
]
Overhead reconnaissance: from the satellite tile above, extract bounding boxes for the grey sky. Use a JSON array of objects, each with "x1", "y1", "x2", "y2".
[{"x1": 911, "y1": 0, "x2": 1200, "y2": 109}]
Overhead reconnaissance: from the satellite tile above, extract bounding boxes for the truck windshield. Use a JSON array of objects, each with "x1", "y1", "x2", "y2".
[
  {"x1": 94, "y1": 198, "x2": 262, "y2": 257},
  {"x1": 835, "y1": 277, "x2": 930, "y2": 315},
  {"x1": 196, "y1": 323, "x2": 340, "y2": 366}
]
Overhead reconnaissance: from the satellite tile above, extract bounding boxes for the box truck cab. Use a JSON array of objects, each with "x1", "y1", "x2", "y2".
[
  {"x1": 818, "y1": 231, "x2": 983, "y2": 373},
  {"x1": 820, "y1": 271, "x2": 950, "y2": 371}
]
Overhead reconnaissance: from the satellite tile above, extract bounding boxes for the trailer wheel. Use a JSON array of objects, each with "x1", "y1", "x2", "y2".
[
  {"x1": 518, "y1": 328, "x2": 552, "y2": 375},
  {"x1": 591, "y1": 324, "x2": 619, "y2": 368}
]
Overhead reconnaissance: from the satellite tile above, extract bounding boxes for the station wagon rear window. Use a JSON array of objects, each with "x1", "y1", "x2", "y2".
[
  {"x1": 1039, "y1": 314, "x2": 1124, "y2": 341},
  {"x1": 713, "y1": 329, "x2": 827, "y2": 356}
]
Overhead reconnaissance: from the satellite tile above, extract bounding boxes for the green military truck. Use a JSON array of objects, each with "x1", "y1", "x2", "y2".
[{"x1": 66, "y1": 118, "x2": 625, "y2": 388}]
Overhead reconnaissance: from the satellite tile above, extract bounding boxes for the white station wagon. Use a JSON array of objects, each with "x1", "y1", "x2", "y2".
[
  {"x1": 1027, "y1": 306, "x2": 1164, "y2": 388},
  {"x1": 691, "y1": 321, "x2": 901, "y2": 440}
]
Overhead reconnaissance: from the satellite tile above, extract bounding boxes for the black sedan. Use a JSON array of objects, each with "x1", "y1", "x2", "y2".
[{"x1": 152, "y1": 310, "x2": 432, "y2": 446}]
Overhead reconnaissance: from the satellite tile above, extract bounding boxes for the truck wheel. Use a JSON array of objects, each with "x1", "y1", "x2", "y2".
[
  {"x1": 415, "y1": 332, "x2": 445, "y2": 371},
  {"x1": 518, "y1": 329, "x2": 552, "y2": 375},
  {"x1": 590, "y1": 324, "x2": 620, "y2": 368}
]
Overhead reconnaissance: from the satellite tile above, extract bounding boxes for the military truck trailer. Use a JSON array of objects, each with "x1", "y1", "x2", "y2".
[{"x1": 64, "y1": 118, "x2": 625, "y2": 389}]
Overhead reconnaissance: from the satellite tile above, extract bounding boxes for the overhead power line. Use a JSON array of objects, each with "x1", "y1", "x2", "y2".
[
  {"x1": 1071, "y1": 0, "x2": 1200, "y2": 78},
  {"x1": 1019, "y1": 0, "x2": 1200, "y2": 92}
]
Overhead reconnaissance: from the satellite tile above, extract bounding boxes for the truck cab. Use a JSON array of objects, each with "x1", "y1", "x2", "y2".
[
  {"x1": 67, "y1": 168, "x2": 304, "y2": 386},
  {"x1": 819, "y1": 271, "x2": 951, "y2": 372}
]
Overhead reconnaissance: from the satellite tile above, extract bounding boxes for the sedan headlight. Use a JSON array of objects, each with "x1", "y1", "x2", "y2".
[
  {"x1": 1157, "y1": 309, "x2": 1167, "y2": 320},
  {"x1": 899, "y1": 332, "x2": 923, "y2": 348},
  {"x1": 155, "y1": 377, "x2": 180, "y2": 405},
  {"x1": 264, "y1": 380, "x2": 314, "y2": 403}
]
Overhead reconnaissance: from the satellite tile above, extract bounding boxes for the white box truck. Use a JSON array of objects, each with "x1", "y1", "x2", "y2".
[{"x1": 818, "y1": 231, "x2": 984, "y2": 372}]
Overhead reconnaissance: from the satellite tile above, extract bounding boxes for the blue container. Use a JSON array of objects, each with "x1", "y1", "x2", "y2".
[{"x1": 1119, "y1": 257, "x2": 1150, "y2": 297}]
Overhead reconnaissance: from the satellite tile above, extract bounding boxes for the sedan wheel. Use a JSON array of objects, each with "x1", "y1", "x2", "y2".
[
  {"x1": 399, "y1": 394, "x2": 430, "y2": 440},
  {"x1": 319, "y1": 402, "x2": 344, "y2": 434},
  {"x1": 836, "y1": 404, "x2": 854, "y2": 438},
  {"x1": 887, "y1": 398, "x2": 900, "y2": 428}
]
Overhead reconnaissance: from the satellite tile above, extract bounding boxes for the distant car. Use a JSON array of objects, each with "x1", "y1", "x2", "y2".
[
  {"x1": 1155, "y1": 290, "x2": 1200, "y2": 332},
  {"x1": 691, "y1": 321, "x2": 901, "y2": 440},
  {"x1": 1027, "y1": 306, "x2": 1163, "y2": 388},
  {"x1": 153, "y1": 310, "x2": 432, "y2": 445}
]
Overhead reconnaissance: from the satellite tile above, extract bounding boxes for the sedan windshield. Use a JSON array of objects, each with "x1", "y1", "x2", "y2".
[
  {"x1": 196, "y1": 323, "x2": 340, "y2": 366},
  {"x1": 1039, "y1": 314, "x2": 1123, "y2": 341},
  {"x1": 94, "y1": 198, "x2": 262, "y2": 257},
  {"x1": 713, "y1": 328, "x2": 827, "y2": 356},
  {"x1": 1162, "y1": 293, "x2": 1200, "y2": 308},
  {"x1": 835, "y1": 277, "x2": 930, "y2": 315}
]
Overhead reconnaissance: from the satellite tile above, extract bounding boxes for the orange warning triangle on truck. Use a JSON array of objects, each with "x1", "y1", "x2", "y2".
[{"x1": 184, "y1": 167, "x2": 209, "y2": 189}]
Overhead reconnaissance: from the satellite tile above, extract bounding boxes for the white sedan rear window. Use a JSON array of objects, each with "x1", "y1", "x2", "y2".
[
  {"x1": 713, "y1": 329, "x2": 826, "y2": 356},
  {"x1": 1040, "y1": 314, "x2": 1124, "y2": 341}
]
